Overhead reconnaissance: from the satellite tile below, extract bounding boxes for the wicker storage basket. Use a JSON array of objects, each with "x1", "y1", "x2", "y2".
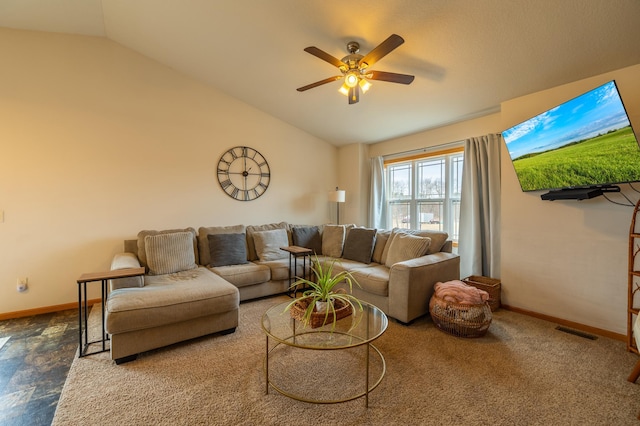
[
  {"x1": 429, "y1": 294, "x2": 492, "y2": 338},
  {"x1": 463, "y1": 275, "x2": 501, "y2": 311},
  {"x1": 289, "y1": 297, "x2": 353, "y2": 328}
]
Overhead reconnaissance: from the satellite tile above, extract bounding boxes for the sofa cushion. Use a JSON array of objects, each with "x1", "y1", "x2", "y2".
[
  {"x1": 351, "y1": 265, "x2": 390, "y2": 297},
  {"x1": 413, "y1": 230, "x2": 448, "y2": 255},
  {"x1": 371, "y1": 230, "x2": 391, "y2": 264},
  {"x1": 342, "y1": 227, "x2": 377, "y2": 264},
  {"x1": 207, "y1": 233, "x2": 249, "y2": 267},
  {"x1": 253, "y1": 228, "x2": 289, "y2": 261},
  {"x1": 246, "y1": 222, "x2": 289, "y2": 261},
  {"x1": 106, "y1": 267, "x2": 239, "y2": 334},
  {"x1": 145, "y1": 231, "x2": 198, "y2": 275},
  {"x1": 137, "y1": 228, "x2": 198, "y2": 269},
  {"x1": 208, "y1": 262, "x2": 271, "y2": 288},
  {"x1": 291, "y1": 226, "x2": 322, "y2": 255},
  {"x1": 322, "y1": 224, "x2": 345, "y2": 258},
  {"x1": 198, "y1": 225, "x2": 246, "y2": 267},
  {"x1": 384, "y1": 233, "x2": 432, "y2": 267},
  {"x1": 317, "y1": 257, "x2": 370, "y2": 275},
  {"x1": 254, "y1": 258, "x2": 293, "y2": 281}
]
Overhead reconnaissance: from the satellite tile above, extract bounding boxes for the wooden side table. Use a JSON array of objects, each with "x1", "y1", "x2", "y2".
[
  {"x1": 76, "y1": 267, "x2": 145, "y2": 357},
  {"x1": 280, "y1": 246, "x2": 313, "y2": 297}
]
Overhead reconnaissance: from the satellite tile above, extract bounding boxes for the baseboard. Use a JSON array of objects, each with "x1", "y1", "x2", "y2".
[
  {"x1": 501, "y1": 304, "x2": 625, "y2": 341},
  {"x1": 0, "y1": 298, "x2": 101, "y2": 321},
  {"x1": 0, "y1": 300, "x2": 627, "y2": 342}
]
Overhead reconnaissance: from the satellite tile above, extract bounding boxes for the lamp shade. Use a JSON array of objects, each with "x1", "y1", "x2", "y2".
[{"x1": 328, "y1": 189, "x2": 346, "y2": 203}]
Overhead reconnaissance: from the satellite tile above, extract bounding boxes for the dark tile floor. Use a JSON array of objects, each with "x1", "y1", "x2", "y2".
[{"x1": 0, "y1": 309, "x2": 78, "y2": 426}]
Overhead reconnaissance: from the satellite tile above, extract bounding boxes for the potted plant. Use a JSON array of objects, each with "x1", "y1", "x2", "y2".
[{"x1": 285, "y1": 255, "x2": 363, "y2": 330}]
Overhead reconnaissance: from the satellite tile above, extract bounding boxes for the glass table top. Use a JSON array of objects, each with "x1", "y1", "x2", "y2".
[{"x1": 261, "y1": 300, "x2": 388, "y2": 349}]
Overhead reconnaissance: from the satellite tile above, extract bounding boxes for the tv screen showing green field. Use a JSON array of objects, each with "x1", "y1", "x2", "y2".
[{"x1": 502, "y1": 81, "x2": 640, "y2": 192}]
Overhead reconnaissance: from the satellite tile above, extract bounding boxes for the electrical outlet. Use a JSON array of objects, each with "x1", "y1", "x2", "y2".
[{"x1": 17, "y1": 277, "x2": 28, "y2": 293}]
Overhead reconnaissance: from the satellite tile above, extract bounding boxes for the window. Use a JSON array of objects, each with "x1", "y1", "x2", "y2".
[{"x1": 386, "y1": 148, "x2": 463, "y2": 243}]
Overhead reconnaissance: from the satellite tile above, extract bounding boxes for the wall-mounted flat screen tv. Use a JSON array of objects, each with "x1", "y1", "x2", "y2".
[{"x1": 502, "y1": 80, "x2": 640, "y2": 192}]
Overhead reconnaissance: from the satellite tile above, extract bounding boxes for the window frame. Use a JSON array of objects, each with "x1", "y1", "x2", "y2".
[{"x1": 384, "y1": 146, "x2": 464, "y2": 243}]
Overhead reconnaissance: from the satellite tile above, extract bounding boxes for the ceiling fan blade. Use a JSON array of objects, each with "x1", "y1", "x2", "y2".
[
  {"x1": 348, "y1": 86, "x2": 360, "y2": 104},
  {"x1": 304, "y1": 46, "x2": 346, "y2": 69},
  {"x1": 296, "y1": 76, "x2": 343, "y2": 92},
  {"x1": 359, "y1": 34, "x2": 405, "y2": 69},
  {"x1": 368, "y1": 70, "x2": 415, "y2": 84}
]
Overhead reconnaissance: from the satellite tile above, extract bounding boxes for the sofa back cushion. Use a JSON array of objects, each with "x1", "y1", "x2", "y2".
[
  {"x1": 253, "y1": 228, "x2": 289, "y2": 261},
  {"x1": 291, "y1": 225, "x2": 322, "y2": 255},
  {"x1": 342, "y1": 227, "x2": 377, "y2": 264},
  {"x1": 207, "y1": 233, "x2": 249, "y2": 267},
  {"x1": 384, "y1": 233, "x2": 432, "y2": 268},
  {"x1": 137, "y1": 228, "x2": 198, "y2": 270},
  {"x1": 144, "y1": 231, "x2": 198, "y2": 275},
  {"x1": 198, "y1": 225, "x2": 246, "y2": 266},
  {"x1": 246, "y1": 222, "x2": 290, "y2": 261}
]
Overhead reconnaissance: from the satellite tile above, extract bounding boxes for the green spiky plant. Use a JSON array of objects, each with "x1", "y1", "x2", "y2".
[{"x1": 285, "y1": 255, "x2": 363, "y2": 330}]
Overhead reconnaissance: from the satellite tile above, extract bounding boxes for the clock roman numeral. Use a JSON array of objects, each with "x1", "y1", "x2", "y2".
[{"x1": 220, "y1": 179, "x2": 232, "y2": 189}]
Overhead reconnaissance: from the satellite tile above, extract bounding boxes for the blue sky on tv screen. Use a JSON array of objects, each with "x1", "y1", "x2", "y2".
[{"x1": 503, "y1": 81, "x2": 632, "y2": 160}]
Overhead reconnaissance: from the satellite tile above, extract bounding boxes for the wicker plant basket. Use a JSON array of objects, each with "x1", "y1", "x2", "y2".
[
  {"x1": 463, "y1": 275, "x2": 501, "y2": 311},
  {"x1": 289, "y1": 297, "x2": 353, "y2": 328},
  {"x1": 429, "y1": 294, "x2": 492, "y2": 338}
]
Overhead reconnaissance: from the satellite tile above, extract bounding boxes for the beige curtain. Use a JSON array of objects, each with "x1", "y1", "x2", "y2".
[
  {"x1": 459, "y1": 134, "x2": 502, "y2": 278},
  {"x1": 368, "y1": 156, "x2": 387, "y2": 228}
]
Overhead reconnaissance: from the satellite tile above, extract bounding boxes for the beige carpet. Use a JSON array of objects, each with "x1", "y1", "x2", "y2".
[{"x1": 53, "y1": 296, "x2": 640, "y2": 425}]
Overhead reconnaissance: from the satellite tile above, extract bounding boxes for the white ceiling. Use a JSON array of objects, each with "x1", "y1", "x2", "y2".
[{"x1": 2, "y1": 0, "x2": 640, "y2": 146}]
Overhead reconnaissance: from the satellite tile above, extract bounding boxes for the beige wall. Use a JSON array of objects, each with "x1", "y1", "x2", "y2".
[
  {"x1": 500, "y1": 64, "x2": 640, "y2": 335},
  {"x1": 337, "y1": 143, "x2": 370, "y2": 226},
  {"x1": 353, "y1": 63, "x2": 640, "y2": 334},
  {"x1": 0, "y1": 29, "x2": 338, "y2": 314}
]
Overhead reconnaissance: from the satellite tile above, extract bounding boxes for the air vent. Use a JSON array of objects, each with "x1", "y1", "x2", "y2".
[{"x1": 555, "y1": 326, "x2": 597, "y2": 340}]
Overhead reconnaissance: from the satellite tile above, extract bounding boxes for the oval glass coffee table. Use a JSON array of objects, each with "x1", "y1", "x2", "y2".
[{"x1": 261, "y1": 300, "x2": 388, "y2": 407}]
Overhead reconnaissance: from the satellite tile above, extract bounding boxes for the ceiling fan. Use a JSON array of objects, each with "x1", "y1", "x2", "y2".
[{"x1": 296, "y1": 34, "x2": 415, "y2": 105}]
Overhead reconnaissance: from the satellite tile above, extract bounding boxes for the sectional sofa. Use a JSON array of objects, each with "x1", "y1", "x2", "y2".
[{"x1": 105, "y1": 222, "x2": 460, "y2": 363}]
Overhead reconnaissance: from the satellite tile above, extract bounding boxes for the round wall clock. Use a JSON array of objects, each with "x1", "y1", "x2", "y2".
[{"x1": 217, "y1": 146, "x2": 271, "y2": 201}]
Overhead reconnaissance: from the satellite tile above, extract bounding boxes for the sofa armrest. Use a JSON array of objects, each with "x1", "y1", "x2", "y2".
[
  {"x1": 388, "y1": 252, "x2": 460, "y2": 323},
  {"x1": 109, "y1": 252, "x2": 145, "y2": 291}
]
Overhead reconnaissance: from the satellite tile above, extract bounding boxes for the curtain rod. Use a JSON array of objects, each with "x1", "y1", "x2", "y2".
[
  {"x1": 382, "y1": 140, "x2": 464, "y2": 160},
  {"x1": 381, "y1": 133, "x2": 502, "y2": 160}
]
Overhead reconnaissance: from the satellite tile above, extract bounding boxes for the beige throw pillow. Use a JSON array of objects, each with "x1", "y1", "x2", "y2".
[
  {"x1": 137, "y1": 227, "x2": 198, "y2": 268},
  {"x1": 253, "y1": 228, "x2": 289, "y2": 261},
  {"x1": 371, "y1": 229, "x2": 391, "y2": 264},
  {"x1": 384, "y1": 233, "x2": 432, "y2": 268},
  {"x1": 322, "y1": 224, "x2": 345, "y2": 258},
  {"x1": 246, "y1": 222, "x2": 289, "y2": 261},
  {"x1": 145, "y1": 231, "x2": 197, "y2": 275}
]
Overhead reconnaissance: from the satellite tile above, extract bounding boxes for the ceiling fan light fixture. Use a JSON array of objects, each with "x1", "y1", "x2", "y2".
[
  {"x1": 359, "y1": 78, "x2": 371, "y2": 93},
  {"x1": 345, "y1": 71, "x2": 359, "y2": 88},
  {"x1": 338, "y1": 83, "x2": 350, "y2": 96}
]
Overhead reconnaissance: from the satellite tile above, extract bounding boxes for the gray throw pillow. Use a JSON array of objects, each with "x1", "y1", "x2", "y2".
[
  {"x1": 198, "y1": 225, "x2": 245, "y2": 267},
  {"x1": 207, "y1": 233, "x2": 249, "y2": 267},
  {"x1": 291, "y1": 226, "x2": 322, "y2": 255},
  {"x1": 342, "y1": 227, "x2": 377, "y2": 264}
]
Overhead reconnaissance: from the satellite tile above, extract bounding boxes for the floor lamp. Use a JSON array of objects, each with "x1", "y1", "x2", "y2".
[{"x1": 328, "y1": 187, "x2": 346, "y2": 224}]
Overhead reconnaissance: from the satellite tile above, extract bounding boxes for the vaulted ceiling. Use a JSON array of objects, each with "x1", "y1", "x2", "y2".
[{"x1": 2, "y1": 0, "x2": 640, "y2": 146}]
